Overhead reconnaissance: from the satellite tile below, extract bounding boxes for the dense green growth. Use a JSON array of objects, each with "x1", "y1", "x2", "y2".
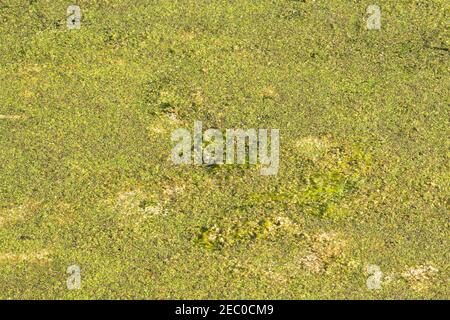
[{"x1": 0, "y1": 0, "x2": 448, "y2": 299}]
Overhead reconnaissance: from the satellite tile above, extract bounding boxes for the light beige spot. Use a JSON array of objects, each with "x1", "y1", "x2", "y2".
[
  {"x1": 0, "y1": 115, "x2": 26, "y2": 120},
  {"x1": 402, "y1": 265, "x2": 439, "y2": 291},
  {"x1": 295, "y1": 136, "x2": 329, "y2": 160},
  {"x1": 299, "y1": 232, "x2": 348, "y2": 274},
  {"x1": 0, "y1": 250, "x2": 51, "y2": 264}
]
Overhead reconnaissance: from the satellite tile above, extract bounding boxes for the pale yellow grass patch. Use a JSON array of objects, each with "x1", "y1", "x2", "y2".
[
  {"x1": 18, "y1": 64, "x2": 42, "y2": 76},
  {"x1": 0, "y1": 114, "x2": 27, "y2": 120},
  {"x1": 163, "y1": 183, "x2": 186, "y2": 197},
  {"x1": 299, "y1": 232, "x2": 348, "y2": 274},
  {"x1": 261, "y1": 86, "x2": 279, "y2": 100},
  {"x1": 21, "y1": 90, "x2": 35, "y2": 98},
  {"x1": 0, "y1": 250, "x2": 51, "y2": 264},
  {"x1": 0, "y1": 204, "x2": 36, "y2": 227},
  {"x1": 295, "y1": 136, "x2": 330, "y2": 160},
  {"x1": 114, "y1": 190, "x2": 162, "y2": 217},
  {"x1": 148, "y1": 115, "x2": 180, "y2": 137},
  {"x1": 401, "y1": 265, "x2": 439, "y2": 291},
  {"x1": 191, "y1": 89, "x2": 205, "y2": 106},
  {"x1": 181, "y1": 30, "x2": 196, "y2": 41}
]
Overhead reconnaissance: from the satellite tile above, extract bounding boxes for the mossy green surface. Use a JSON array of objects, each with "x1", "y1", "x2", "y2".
[{"x1": 0, "y1": 0, "x2": 448, "y2": 299}]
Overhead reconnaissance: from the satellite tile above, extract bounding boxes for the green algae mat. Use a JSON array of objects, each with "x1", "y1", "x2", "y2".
[{"x1": 0, "y1": 0, "x2": 448, "y2": 299}]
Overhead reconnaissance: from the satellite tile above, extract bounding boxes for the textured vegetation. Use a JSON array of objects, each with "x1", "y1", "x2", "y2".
[{"x1": 0, "y1": 0, "x2": 448, "y2": 299}]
